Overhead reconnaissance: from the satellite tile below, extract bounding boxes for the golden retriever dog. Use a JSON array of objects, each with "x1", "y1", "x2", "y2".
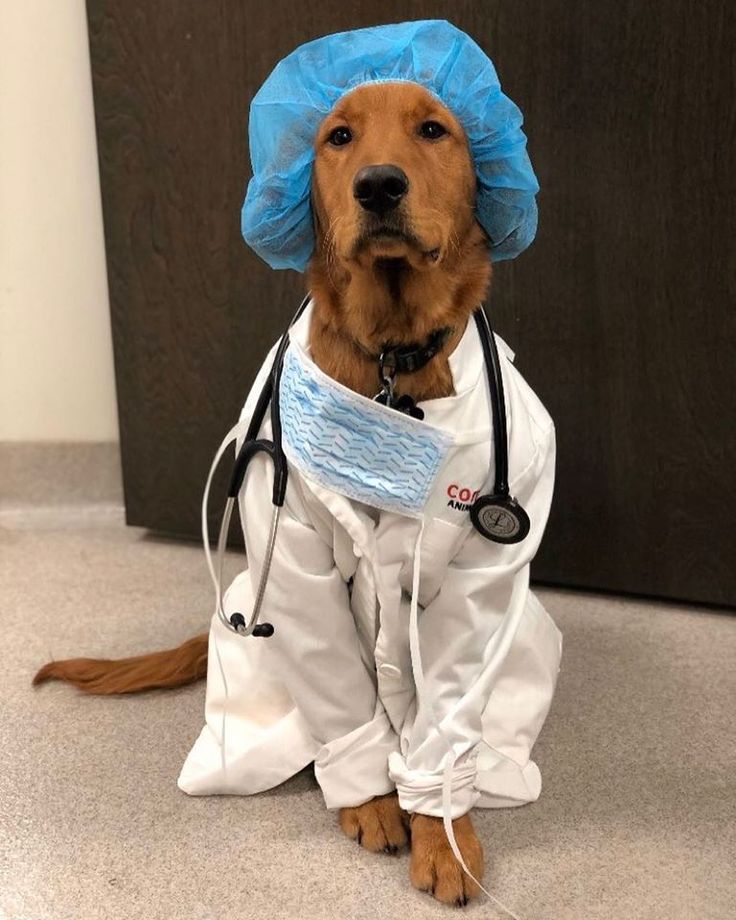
[{"x1": 35, "y1": 81, "x2": 493, "y2": 905}]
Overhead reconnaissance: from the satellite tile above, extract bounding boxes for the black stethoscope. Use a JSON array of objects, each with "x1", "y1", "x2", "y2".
[{"x1": 204, "y1": 294, "x2": 530, "y2": 640}]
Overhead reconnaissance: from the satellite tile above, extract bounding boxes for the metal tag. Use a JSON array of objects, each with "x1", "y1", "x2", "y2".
[{"x1": 470, "y1": 494, "x2": 530, "y2": 544}]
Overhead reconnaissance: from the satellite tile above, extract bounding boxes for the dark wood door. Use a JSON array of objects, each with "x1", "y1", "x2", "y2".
[{"x1": 88, "y1": 0, "x2": 736, "y2": 606}]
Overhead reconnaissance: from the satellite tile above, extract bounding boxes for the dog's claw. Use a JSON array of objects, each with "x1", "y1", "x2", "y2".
[
  {"x1": 339, "y1": 793, "x2": 409, "y2": 855},
  {"x1": 409, "y1": 813, "x2": 484, "y2": 905}
]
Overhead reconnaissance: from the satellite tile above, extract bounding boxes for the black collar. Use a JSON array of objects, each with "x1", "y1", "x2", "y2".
[{"x1": 355, "y1": 325, "x2": 454, "y2": 376}]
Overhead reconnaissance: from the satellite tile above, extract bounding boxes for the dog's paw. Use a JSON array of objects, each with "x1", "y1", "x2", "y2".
[
  {"x1": 339, "y1": 791, "x2": 410, "y2": 854},
  {"x1": 409, "y1": 813, "x2": 484, "y2": 907}
]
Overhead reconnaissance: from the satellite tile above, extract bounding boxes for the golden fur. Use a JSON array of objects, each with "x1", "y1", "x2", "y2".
[
  {"x1": 34, "y1": 82, "x2": 492, "y2": 905},
  {"x1": 309, "y1": 83, "x2": 490, "y2": 402}
]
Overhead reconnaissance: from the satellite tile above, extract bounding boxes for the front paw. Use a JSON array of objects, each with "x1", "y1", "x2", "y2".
[
  {"x1": 339, "y1": 791, "x2": 410, "y2": 854},
  {"x1": 409, "y1": 812, "x2": 484, "y2": 906}
]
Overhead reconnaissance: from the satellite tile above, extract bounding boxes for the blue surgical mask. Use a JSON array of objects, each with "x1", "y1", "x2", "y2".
[{"x1": 279, "y1": 343, "x2": 454, "y2": 517}]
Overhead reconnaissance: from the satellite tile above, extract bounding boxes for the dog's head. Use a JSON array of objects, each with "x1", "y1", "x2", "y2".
[{"x1": 312, "y1": 82, "x2": 481, "y2": 273}]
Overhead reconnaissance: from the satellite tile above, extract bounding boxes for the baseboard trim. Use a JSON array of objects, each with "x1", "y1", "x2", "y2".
[{"x1": 0, "y1": 442, "x2": 124, "y2": 523}]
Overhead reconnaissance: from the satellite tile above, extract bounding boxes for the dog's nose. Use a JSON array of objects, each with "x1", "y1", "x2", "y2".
[{"x1": 353, "y1": 165, "x2": 409, "y2": 214}]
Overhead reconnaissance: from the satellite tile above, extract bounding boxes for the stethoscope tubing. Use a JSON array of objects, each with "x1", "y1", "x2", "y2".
[
  {"x1": 208, "y1": 294, "x2": 311, "y2": 637},
  {"x1": 473, "y1": 307, "x2": 509, "y2": 498},
  {"x1": 227, "y1": 294, "x2": 311, "y2": 503},
  {"x1": 207, "y1": 295, "x2": 522, "y2": 638}
]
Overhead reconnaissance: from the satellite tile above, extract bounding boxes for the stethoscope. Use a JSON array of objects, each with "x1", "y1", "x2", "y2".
[{"x1": 204, "y1": 293, "x2": 530, "y2": 640}]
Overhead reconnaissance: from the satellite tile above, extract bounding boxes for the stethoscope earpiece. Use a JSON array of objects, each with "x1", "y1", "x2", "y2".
[
  {"x1": 252, "y1": 622, "x2": 275, "y2": 638},
  {"x1": 470, "y1": 494, "x2": 530, "y2": 545},
  {"x1": 230, "y1": 612, "x2": 247, "y2": 632},
  {"x1": 229, "y1": 612, "x2": 275, "y2": 638}
]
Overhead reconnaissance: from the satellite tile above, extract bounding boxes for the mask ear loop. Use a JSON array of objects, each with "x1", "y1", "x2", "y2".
[{"x1": 202, "y1": 421, "x2": 249, "y2": 617}]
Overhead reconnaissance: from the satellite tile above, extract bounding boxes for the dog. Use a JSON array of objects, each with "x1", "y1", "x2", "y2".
[{"x1": 35, "y1": 77, "x2": 558, "y2": 908}]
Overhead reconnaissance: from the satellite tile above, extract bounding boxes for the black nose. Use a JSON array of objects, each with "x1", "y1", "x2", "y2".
[{"x1": 353, "y1": 165, "x2": 409, "y2": 215}]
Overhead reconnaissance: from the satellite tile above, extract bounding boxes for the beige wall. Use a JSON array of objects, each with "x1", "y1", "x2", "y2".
[{"x1": 0, "y1": 0, "x2": 119, "y2": 442}]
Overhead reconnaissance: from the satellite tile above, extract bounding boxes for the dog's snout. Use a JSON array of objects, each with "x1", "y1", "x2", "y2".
[{"x1": 353, "y1": 165, "x2": 409, "y2": 215}]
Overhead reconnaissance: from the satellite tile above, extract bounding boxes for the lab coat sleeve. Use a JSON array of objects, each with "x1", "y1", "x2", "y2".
[
  {"x1": 388, "y1": 421, "x2": 556, "y2": 818},
  {"x1": 239, "y1": 446, "x2": 399, "y2": 809}
]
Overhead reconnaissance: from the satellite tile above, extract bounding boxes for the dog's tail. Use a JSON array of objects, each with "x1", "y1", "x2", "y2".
[{"x1": 32, "y1": 634, "x2": 208, "y2": 695}]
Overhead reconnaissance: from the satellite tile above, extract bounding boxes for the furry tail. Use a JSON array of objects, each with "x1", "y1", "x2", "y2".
[{"x1": 32, "y1": 634, "x2": 208, "y2": 695}]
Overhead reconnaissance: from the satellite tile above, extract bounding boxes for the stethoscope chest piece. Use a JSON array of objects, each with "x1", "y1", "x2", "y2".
[
  {"x1": 205, "y1": 297, "x2": 531, "y2": 641},
  {"x1": 470, "y1": 494, "x2": 530, "y2": 544}
]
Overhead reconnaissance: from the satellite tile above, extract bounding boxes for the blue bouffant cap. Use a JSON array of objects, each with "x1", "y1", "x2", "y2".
[{"x1": 242, "y1": 20, "x2": 539, "y2": 272}]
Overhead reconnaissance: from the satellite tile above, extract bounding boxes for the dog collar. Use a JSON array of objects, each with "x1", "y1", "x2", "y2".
[{"x1": 356, "y1": 326, "x2": 454, "y2": 376}]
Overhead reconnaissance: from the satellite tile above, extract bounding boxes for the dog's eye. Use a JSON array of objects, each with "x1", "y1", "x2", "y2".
[
  {"x1": 419, "y1": 121, "x2": 447, "y2": 140},
  {"x1": 328, "y1": 126, "x2": 353, "y2": 147}
]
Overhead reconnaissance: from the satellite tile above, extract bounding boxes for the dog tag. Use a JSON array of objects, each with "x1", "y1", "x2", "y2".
[
  {"x1": 373, "y1": 369, "x2": 396, "y2": 407},
  {"x1": 470, "y1": 494, "x2": 530, "y2": 544}
]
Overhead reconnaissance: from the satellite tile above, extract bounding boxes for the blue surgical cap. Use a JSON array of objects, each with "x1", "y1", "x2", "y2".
[{"x1": 242, "y1": 19, "x2": 539, "y2": 272}]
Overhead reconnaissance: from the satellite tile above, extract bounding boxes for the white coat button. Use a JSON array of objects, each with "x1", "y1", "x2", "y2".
[
  {"x1": 378, "y1": 663, "x2": 402, "y2": 679},
  {"x1": 352, "y1": 542, "x2": 362, "y2": 558}
]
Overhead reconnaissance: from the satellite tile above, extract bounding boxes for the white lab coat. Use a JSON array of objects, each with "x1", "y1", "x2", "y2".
[{"x1": 179, "y1": 301, "x2": 562, "y2": 819}]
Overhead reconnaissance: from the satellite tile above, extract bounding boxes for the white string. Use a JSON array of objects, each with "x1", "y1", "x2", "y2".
[
  {"x1": 407, "y1": 519, "x2": 526, "y2": 920},
  {"x1": 212, "y1": 629, "x2": 229, "y2": 782},
  {"x1": 200, "y1": 419, "x2": 250, "y2": 785},
  {"x1": 201, "y1": 420, "x2": 249, "y2": 596}
]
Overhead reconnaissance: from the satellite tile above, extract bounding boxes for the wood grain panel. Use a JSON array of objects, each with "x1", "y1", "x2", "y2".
[
  {"x1": 88, "y1": 1, "x2": 736, "y2": 605},
  {"x1": 483, "y1": 0, "x2": 736, "y2": 605}
]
